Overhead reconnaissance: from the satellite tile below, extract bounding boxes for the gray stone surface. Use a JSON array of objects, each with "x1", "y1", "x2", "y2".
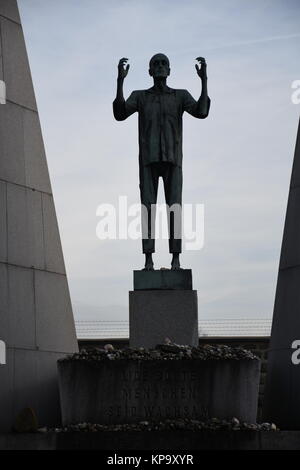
[
  {"x1": 0, "y1": 433, "x2": 57, "y2": 450},
  {"x1": 0, "y1": 348, "x2": 70, "y2": 432},
  {"x1": 266, "y1": 266, "x2": 300, "y2": 350},
  {"x1": 263, "y1": 118, "x2": 300, "y2": 429},
  {"x1": 13, "y1": 349, "x2": 38, "y2": 423},
  {"x1": 0, "y1": 263, "x2": 9, "y2": 344},
  {"x1": 0, "y1": 0, "x2": 78, "y2": 432},
  {"x1": 35, "y1": 270, "x2": 77, "y2": 353},
  {"x1": 3, "y1": 430, "x2": 300, "y2": 451},
  {"x1": 58, "y1": 358, "x2": 260, "y2": 426},
  {"x1": 13, "y1": 349, "x2": 64, "y2": 427},
  {"x1": 264, "y1": 349, "x2": 297, "y2": 429},
  {"x1": 134, "y1": 269, "x2": 192, "y2": 290},
  {"x1": 0, "y1": 181, "x2": 7, "y2": 262},
  {"x1": 42, "y1": 193, "x2": 66, "y2": 275},
  {"x1": 6, "y1": 184, "x2": 28, "y2": 265},
  {"x1": 129, "y1": 290, "x2": 198, "y2": 348},
  {"x1": 0, "y1": 0, "x2": 21, "y2": 23},
  {"x1": 7, "y1": 183, "x2": 44, "y2": 269},
  {"x1": 26, "y1": 188, "x2": 44, "y2": 269},
  {"x1": 8, "y1": 265, "x2": 36, "y2": 349},
  {"x1": 0, "y1": 348, "x2": 14, "y2": 432},
  {"x1": 13, "y1": 349, "x2": 67, "y2": 428},
  {"x1": 0, "y1": 21, "x2": 3, "y2": 80},
  {"x1": 5, "y1": 178, "x2": 65, "y2": 275},
  {"x1": 0, "y1": 101, "x2": 25, "y2": 185},
  {"x1": 36, "y1": 351, "x2": 66, "y2": 426},
  {"x1": 279, "y1": 187, "x2": 300, "y2": 269},
  {"x1": 0, "y1": 16, "x2": 36, "y2": 110},
  {"x1": 24, "y1": 109, "x2": 52, "y2": 193},
  {"x1": 0, "y1": 103, "x2": 52, "y2": 191},
  {"x1": 290, "y1": 119, "x2": 300, "y2": 189}
]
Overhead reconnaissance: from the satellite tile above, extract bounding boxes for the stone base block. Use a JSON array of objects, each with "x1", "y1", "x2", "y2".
[
  {"x1": 3, "y1": 431, "x2": 300, "y2": 450},
  {"x1": 133, "y1": 269, "x2": 192, "y2": 290},
  {"x1": 58, "y1": 358, "x2": 260, "y2": 426},
  {"x1": 129, "y1": 290, "x2": 198, "y2": 348}
]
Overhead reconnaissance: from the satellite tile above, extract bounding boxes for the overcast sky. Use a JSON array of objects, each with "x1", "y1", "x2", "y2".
[{"x1": 18, "y1": 0, "x2": 300, "y2": 322}]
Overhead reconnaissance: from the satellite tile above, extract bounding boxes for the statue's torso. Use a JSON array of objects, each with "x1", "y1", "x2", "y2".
[{"x1": 134, "y1": 88, "x2": 186, "y2": 167}]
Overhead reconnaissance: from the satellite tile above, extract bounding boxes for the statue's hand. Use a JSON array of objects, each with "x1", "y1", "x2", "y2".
[
  {"x1": 195, "y1": 57, "x2": 207, "y2": 80},
  {"x1": 118, "y1": 57, "x2": 130, "y2": 80}
]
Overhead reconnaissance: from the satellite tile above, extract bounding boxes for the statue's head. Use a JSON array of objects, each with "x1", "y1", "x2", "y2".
[{"x1": 149, "y1": 53, "x2": 170, "y2": 78}]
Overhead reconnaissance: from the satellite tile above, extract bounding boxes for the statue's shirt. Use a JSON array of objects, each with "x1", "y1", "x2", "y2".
[{"x1": 113, "y1": 87, "x2": 210, "y2": 167}]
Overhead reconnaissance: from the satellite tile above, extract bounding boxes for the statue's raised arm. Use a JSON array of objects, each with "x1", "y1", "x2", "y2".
[
  {"x1": 113, "y1": 57, "x2": 136, "y2": 121},
  {"x1": 117, "y1": 57, "x2": 130, "y2": 81},
  {"x1": 114, "y1": 57, "x2": 129, "y2": 108}
]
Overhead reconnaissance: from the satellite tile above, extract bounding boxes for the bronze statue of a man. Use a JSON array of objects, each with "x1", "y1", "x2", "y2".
[{"x1": 113, "y1": 53, "x2": 210, "y2": 271}]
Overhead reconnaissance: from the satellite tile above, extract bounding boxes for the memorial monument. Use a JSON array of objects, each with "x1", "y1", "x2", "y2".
[
  {"x1": 58, "y1": 54, "x2": 260, "y2": 436},
  {"x1": 263, "y1": 118, "x2": 300, "y2": 429},
  {"x1": 113, "y1": 54, "x2": 210, "y2": 347},
  {"x1": 0, "y1": 1, "x2": 279, "y2": 448},
  {"x1": 0, "y1": 0, "x2": 78, "y2": 432}
]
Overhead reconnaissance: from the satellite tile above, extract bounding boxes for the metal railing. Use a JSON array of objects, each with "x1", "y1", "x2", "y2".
[{"x1": 75, "y1": 318, "x2": 272, "y2": 340}]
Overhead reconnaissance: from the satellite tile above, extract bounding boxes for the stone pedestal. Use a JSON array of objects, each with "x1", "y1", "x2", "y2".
[
  {"x1": 129, "y1": 270, "x2": 198, "y2": 348},
  {"x1": 134, "y1": 269, "x2": 193, "y2": 290},
  {"x1": 58, "y1": 358, "x2": 260, "y2": 426}
]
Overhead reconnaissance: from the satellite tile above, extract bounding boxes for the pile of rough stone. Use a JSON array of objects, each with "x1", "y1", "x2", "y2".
[
  {"x1": 60, "y1": 342, "x2": 258, "y2": 363},
  {"x1": 46, "y1": 418, "x2": 277, "y2": 433}
]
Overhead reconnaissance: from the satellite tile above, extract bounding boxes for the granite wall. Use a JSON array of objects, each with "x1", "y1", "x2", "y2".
[{"x1": 0, "y1": 0, "x2": 78, "y2": 432}]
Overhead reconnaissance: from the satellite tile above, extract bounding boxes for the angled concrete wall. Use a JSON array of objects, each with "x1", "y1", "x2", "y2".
[
  {"x1": 263, "y1": 118, "x2": 300, "y2": 429},
  {"x1": 0, "y1": 0, "x2": 78, "y2": 432}
]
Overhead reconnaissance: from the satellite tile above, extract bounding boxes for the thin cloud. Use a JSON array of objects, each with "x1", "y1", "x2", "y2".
[{"x1": 206, "y1": 31, "x2": 300, "y2": 51}]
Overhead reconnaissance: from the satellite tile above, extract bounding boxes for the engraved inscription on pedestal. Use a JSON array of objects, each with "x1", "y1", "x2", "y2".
[
  {"x1": 107, "y1": 366, "x2": 208, "y2": 421},
  {"x1": 58, "y1": 358, "x2": 260, "y2": 425}
]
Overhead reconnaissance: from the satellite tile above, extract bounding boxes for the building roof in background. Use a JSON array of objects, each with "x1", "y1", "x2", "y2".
[{"x1": 75, "y1": 318, "x2": 272, "y2": 340}]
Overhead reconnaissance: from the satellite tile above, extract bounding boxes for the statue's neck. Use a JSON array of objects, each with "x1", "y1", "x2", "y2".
[{"x1": 153, "y1": 77, "x2": 168, "y2": 91}]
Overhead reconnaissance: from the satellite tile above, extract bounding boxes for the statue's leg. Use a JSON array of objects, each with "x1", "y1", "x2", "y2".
[
  {"x1": 144, "y1": 253, "x2": 154, "y2": 271},
  {"x1": 162, "y1": 164, "x2": 183, "y2": 270},
  {"x1": 139, "y1": 163, "x2": 159, "y2": 270},
  {"x1": 171, "y1": 253, "x2": 181, "y2": 270}
]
